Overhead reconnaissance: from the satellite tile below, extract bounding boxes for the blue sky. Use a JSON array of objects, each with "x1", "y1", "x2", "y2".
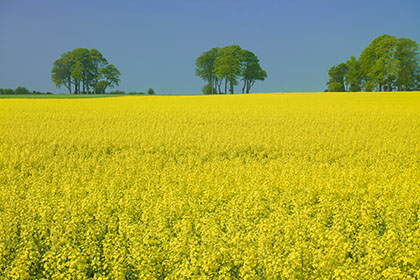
[{"x1": 1, "y1": 0, "x2": 419, "y2": 94}]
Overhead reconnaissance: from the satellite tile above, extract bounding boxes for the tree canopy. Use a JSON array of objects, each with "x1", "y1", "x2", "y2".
[
  {"x1": 327, "y1": 35, "x2": 420, "y2": 92},
  {"x1": 51, "y1": 48, "x2": 121, "y2": 94},
  {"x1": 195, "y1": 45, "x2": 266, "y2": 94}
]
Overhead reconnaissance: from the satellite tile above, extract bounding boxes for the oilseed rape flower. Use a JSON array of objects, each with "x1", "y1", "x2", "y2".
[{"x1": 0, "y1": 92, "x2": 420, "y2": 279}]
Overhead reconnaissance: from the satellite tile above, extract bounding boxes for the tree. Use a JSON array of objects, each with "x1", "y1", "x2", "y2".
[
  {"x1": 214, "y1": 45, "x2": 242, "y2": 94},
  {"x1": 326, "y1": 63, "x2": 348, "y2": 92},
  {"x1": 201, "y1": 84, "x2": 213, "y2": 94},
  {"x1": 359, "y1": 35, "x2": 400, "y2": 91},
  {"x1": 70, "y1": 48, "x2": 90, "y2": 94},
  {"x1": 89, "y1": 49, "x2": 108, "y2": 94},
  {"x1": 98, "y1": 64, "x2": 121, "y2": 93},
  {"x1": 15, "y1": 87, "x2": 30, "y2": 95},
  {"x1": 328, "y1": 82, "x2": 345, "y2": 92},
  {"x1": 195, "y1": 48, "x2": 220, "y2": 94},
  {"x1": 0, "y1": 88, "x2": 15, "y2": 95},
  {"x1": 240, "y1": 49, "x2": 267, "y2": 93},
  {"x1": 394, "y1": 38, "x2": 420, "y2": 91},
  {"x1": 148, "y1": 88, "x2": 155, "y2": 95},
  {"x1": 51, "y1": 52, "x2": 73, "y2": 94},
  {"x1": 327, "y1": 35, "x2": 419, "y2": 92},
  {"x1": 71, "y1": 61, "x2": 83, "y2": 94},
  {"x1": 345, "y1": 56, "x2": 362, "y2": 92},
  {"x1": 95, "y1": 81, "x2": 108, "y2": 94},
  {"x1": 51, "y1": 48, "x2": 119, "y2": 94},
  {"x1": 196, "y1": 46, "x2": 267, "y2": 94}
]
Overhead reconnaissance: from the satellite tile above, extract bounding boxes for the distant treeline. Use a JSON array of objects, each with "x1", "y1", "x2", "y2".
[
  {"x1": 327, "y1": 35, "x2": 420, "y2": 92},
  {"x1": 0, "y1": 87, "x2": 53, "y2": 95},
  {"x1": 0, "y1": 87, "x2": 156, "y2": 95},
  {"x1": 109, "y1": 88, "x2": 155, "y2": 95}
]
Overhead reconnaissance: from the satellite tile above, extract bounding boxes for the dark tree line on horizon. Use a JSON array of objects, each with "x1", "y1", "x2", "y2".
[
  {"x1": 195, "y1": 45, "x2": 267, "y2": 94},
  {"x1": 327, "y1": 35, "x2": 420, "y2": 92}
]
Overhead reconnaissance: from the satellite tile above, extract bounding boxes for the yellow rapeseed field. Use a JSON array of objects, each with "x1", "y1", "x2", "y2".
[{"x1": 1, "y1": 92, "x2": 420, "y2": 279}]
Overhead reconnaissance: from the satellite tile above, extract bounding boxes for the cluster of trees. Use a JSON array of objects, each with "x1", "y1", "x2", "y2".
[
  {"x1": 0, "y1": 87, "x2": 53, "y2": 95},
  {"x1": 327, "y1": 35, "x2": 420, "y2": 92},
  {"x1": 51, "y1": 48, "x2": 121, "y2": 94},
  {"x1": 195, "y1": 45, "x2": 267, "y2": 94}
]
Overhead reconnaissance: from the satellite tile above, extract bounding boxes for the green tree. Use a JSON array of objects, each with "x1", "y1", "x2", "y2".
[
  {"x1": 51, "y1": 51, "x2": 73, "y2": 94},
  {"x1": 0, "y1": 88, "x2": 15, "y2": 95},
  {"x1": 148, "y1": 88, "x2": 155, "y2": 95},
  {"x1": 201, "y1": 84, "x2": 213, "y2": 94},
  {"x1": 89, "y1": 49, "x2": 108, "y2": 94},
  {"x1": 196, "y1": 46, "x2": 267, "y2": 94},
  {"x1": 240, "y1": 49, "x2": 267, "y2": 93},
  {"x1": 98, "y1": 64, "x2": 121, "y2": 93},
  {"x1": 214, "y1": 45, "x2": 242, "y2": 94},
  {"x1": 195, "y1": 48, "x2": 220, "y2": 94},
  {"x1": 394, "y1": 38, "x2": 420, "y2": 91},
  {"x1": 52, "y1": 48, "x2": 119, "y2": 94},
  {"x1": 359, "y1": 35, "x2": 400, "y2": 91},
  {"x1": 326, "y1": 63, "x2": 348, "y2": 92},
  {"x1": 327, "y1": 35, "x2": 419, "y2": 92},
  {"x1": 70, "y1": 48, "x2": 90, "y2": 94},
  {"x1": 345, "y1": 56, "x2": 362, "y2": 92},
  {"x1": 15, "y1": 86, "x2": 30, "y2": 95},
  {"x1": 71, "y1": 61, "x2": 83, "y2": 94},
  {"x1": 95, "y1": 81, "x2": 108, "y2": 94},
  {"x1": 328, "y1": 82, "x2": 345, "y2": 92}
]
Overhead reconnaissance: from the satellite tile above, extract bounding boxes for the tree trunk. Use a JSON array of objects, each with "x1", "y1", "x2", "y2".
[
  {"x1": 67, "y1": 79, "x2": 72, "y2": 94},
  {"x1": 224, "y1": 78, "x2": 227, "y2": 94},
  {"x1": 213, "y1": 78, "x2": 216, "y2": 94}
]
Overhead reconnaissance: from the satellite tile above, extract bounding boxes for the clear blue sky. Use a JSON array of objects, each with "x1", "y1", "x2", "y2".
[{"x1": 1, "y1": 0, "x2": 419, "y2": 94}]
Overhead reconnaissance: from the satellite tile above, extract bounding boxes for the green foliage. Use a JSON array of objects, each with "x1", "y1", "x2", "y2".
[
  {"x1": 195, "y1": 48, "x2": 219, "y2": 94},
  {"x1": 147, "y1": 88, "x2": 155, "y2": 95},
  {"x1": 328, "y1": 35, "x2": 419, "y2": 92},
  {"x1": 327, "y1": 63, "x2": 348, "y2": 91},
  {"x1": 359, "y1": 35, "x2": 400, "y2": 91},
  {"x1": 32, "y1": 91, "x2": 53, "y2": 95},
  {"x1": 345, "y1": 56, "x2": 362, "y2": 92},
  {"x1": 328, "y1": 82, "x2": 345, "y2": 92},
  {"x1": 0, "y1": 88, "x2": 53, "y2": 95},
  {"x1": 14, "y1": 87, "x2": 30, "y2": 95},
  {"x1": 395, "y1": 38, "x2": 420, "y2": 90},
  {"x1": 95, "y1": 81, "x2": 108, "y2": 94},
  {"x1": 51, "y1": 48, "x2": 120, "y2": 94},
  {"x1": 201, "y1": 84, "x2": 213, "y2": 94},
  {"x1": 214, "y1": 45, "x2": 242, "y2": 94},
  {"x1": 0, "y1": 88, "x2": 16, "y2": 95},
  {"x1": 109, "y1": 90, "x2": 126, "y2": 95},
  {"x1": 240, "y1": 49, "x2": 267, "y2": 93},
  {"x1": 196, "y1": 45, "x2": 266, "y2": 94},
  {"x1": 51, "y1": 52, "x2": 73, "y2": 94},
  {"x1": 99, "y1": 64, "x2": 121, "y2": 93}
]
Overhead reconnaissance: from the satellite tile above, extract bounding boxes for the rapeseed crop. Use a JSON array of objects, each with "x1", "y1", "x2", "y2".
[{"x1": 1, "y1": 92, "x2": 420, "y2": 279}]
